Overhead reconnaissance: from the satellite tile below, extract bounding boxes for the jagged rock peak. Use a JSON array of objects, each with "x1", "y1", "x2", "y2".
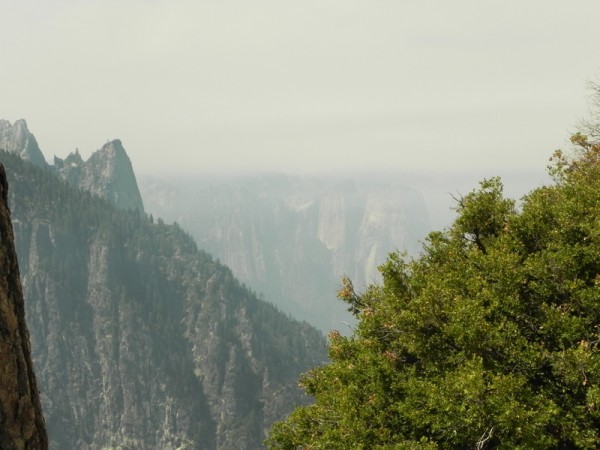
[
  {"x1": 0, "y1": 164, "x2": 48, "y2": 450},
  {"x1": 91, "y1": 139, "x2": 130, "y2": 164},
  {"x1": 65, "y1": 148, "x2": 83, "y2": 165},
  {"x1": 86, "y1": 139, "x2": 145, "y2": 213},
  {"x1": 54, "y1": 139, "x2": 145, "y2": 213},
  {"x1": 0, "y1": 119, "x2": 47, "y2": 167},
  {"x1": 54, "y1": 148, "x2": 83, "y2": 169}
]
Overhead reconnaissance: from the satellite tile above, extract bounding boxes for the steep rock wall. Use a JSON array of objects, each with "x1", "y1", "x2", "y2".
[{"x1": 0, "y1": 164, "x2": 48, "y2": 450}]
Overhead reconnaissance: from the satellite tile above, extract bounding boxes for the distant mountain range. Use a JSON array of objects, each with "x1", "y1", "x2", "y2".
[
  {"x1": 0, "y1": 119, "x2": 432, "y2": 331},
  {"x1": 1, "y1": 118, "x2": 433, "y2": 334},
  {"x1": 0, "y1": 119, "x2": 326, "y2": 449}
]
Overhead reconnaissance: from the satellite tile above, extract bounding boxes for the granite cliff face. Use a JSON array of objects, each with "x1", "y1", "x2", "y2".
[
  {"x1": 0, "y1": 163, "x2": 48, "y2": 450},
  {"x1": 54, "y1": 140, "x2": 145, "y2": 213},
  {"x1": 2, "y1": 151, "x2": 325, "y2": 449},
  {"x1": 140, "y1": 175, "x2": 430, "y2": 332},
  {"x1": 0, "y1": 119, "x2": 47, "y2": 167}
]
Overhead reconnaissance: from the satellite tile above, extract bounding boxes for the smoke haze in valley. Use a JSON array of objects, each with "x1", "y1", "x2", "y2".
[{"x1": 1, "y1": 0, "x2": 598, "y2": 208}]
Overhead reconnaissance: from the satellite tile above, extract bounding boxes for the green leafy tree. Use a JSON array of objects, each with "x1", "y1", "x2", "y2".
[{"x1": 267, "y1": 132, "x2": 600, "y2": 448}]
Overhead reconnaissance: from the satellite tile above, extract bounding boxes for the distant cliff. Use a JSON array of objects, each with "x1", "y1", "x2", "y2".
[
  {"x1": 140, "y1": 174, "x2": 430, "y2": 332},
  {"x1": 0, "y1": 163, "x2": 48, "y2": 450}
]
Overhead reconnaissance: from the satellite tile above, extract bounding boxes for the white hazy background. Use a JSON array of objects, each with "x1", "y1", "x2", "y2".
[{"x1": 2, "y1": 0, "x2": 599, "y2": 183}]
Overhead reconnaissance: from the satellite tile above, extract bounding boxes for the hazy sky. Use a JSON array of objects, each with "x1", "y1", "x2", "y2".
[{"x1": 2, "y1": 0, "x2": 599, "y2": 175}]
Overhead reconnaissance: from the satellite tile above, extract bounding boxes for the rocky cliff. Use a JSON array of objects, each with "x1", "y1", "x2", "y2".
[
  {"x1": 0, "y1": 163, "x2": 48, "y2": 450},
  {"x1": 2, "y1": 151, "x2": 326, "y2": 449},
  {"x1": 0, "y1": 119, "x2": 47, "y2": 167},
  {"x1": 54, "y1": 140, "x2": 145, "y2": 213},
  {"x1": 140, "y1": 174, "x2": 430, "y2": 332}
]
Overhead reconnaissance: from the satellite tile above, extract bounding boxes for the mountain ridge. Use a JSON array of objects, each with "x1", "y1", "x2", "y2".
[
  {"x1": 1, "y1": 148, "x2": 326, "y2": 449},
  {"x1": 0, "y1": 119, "x2": 145, "y2": 213}
]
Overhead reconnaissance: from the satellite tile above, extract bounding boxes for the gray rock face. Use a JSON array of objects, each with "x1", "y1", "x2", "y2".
[
  {"x1": 140, "y1": 175, "x2": 430, "y2": 332},
  {"x1": 54, "y1": 140, "x2": 145, "y2": 213},
  {"x1": 0, "y1": 163, "x2": 48, "y2": 450},
  {"x1": 0, "y1": 119, "x2": 47, "y2": 167}
]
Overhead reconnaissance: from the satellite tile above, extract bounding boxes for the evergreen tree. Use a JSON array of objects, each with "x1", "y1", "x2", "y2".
[{"x1": 267, "y1": 117, "x2": 600, "y2": 448}]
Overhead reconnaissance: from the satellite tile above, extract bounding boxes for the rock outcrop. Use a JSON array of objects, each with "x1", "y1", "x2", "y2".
[
  {"x1": 54, "y1": 140, "x2": 145, "y2": 213},
  {"x1": 0, "y1": 120, "x2": 47, "y2": 168},
  {"x1": 0, "y1": 163, "x2": 48, "y2": 450}
]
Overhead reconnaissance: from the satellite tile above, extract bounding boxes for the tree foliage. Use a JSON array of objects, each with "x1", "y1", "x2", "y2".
[{"x1": 267, "y1": 127, "x2": 600, "y2": 448}]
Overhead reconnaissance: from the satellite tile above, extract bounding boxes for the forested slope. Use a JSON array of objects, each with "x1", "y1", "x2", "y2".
[{"x1": 1, "y1": 150, "x2": 326, "y2": 449}]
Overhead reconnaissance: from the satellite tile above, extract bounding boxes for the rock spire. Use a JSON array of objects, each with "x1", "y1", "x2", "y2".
[
  {"x1": 54, "y1": 139, "x2": 145, "y2": 213},
  {"x1": 0, "y1": 120, "x2": 47, "y2": 167}
]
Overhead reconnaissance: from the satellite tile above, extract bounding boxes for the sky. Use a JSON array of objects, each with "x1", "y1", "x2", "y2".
[{"x1": 2, "y1": 0, "x2": 600, "y2": 177}]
